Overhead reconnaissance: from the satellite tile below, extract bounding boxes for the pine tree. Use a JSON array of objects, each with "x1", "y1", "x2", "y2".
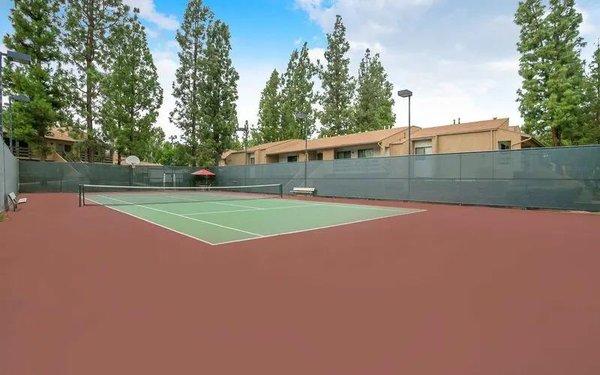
[
  {"x1": 199, "y1": 20, "x2": 239, "y2": 165},
  {"x1": 543, "y1": 0, "x2": 587, "y2": 146},
  {"x1": 353, "y1": 49, "x2": 395, "y2": 132},
  {"x1": 583, "y1": 43, "x2": 600, "y2": 144},
  {"x1": 319, "y1": 15, "x2": 354, "y2": 137},
  {"x1": 100, "y1": 9, "x2": 163, "y2": 163},
  {"x1": 2, "y1": 0, "x2": 65, "y2": 159},
  {"x1": 253, "y1": 69, "x2": 282, "y2": 143},
  {"x1": 280, "y1": 43, "x2": 318, "y2": 139},
  {"x1": 515, "y1": 0, "x2": 548, "y2": 143},
  {"x1": 63, "y1": 0, "x2": 129, "y2": 161},
  {"x1": 170, "y1": 0, "x2": 213, "y2": 166}
]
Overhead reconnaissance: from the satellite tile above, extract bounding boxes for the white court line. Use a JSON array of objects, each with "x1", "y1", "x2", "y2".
[
  {"x1": 183, "y1": 203, "x2": 324, "y2": 216},
  {"x1": 88, "y1": 200, "x2": 218, "y2": 245},
  {"x1": 87, "y1": 194, "x2": 425, "y2": 246},
  {"x1": 162, "y1": 193, "x2": 266, "y2": 210},
  {"x1": 215, "y1": 208, "x2": 426, "y2": 246},
  {"x1": 95, "y1": 195, "x2": 264, "y2": 238}
]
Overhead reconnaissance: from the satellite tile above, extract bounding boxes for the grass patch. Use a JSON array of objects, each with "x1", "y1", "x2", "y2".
[{"x1": 0, "y1": 211, "x2": 5, "y2": 222}]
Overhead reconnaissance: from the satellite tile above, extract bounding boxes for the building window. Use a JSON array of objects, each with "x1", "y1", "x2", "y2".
[
  {"x1": 413, "y1": 139, "x2": 433, "y2": 155},
  {"x1": 335, "y1": 150, "x2": 352, "y2": 159},
  {"x1": 287, "y1": 155, "x2": 298, "y2": 163},
  {"x1": 357, "y1": 149, "x2": 374, "y2": 158},
  {"x1": 414, "y1": 146, "x2": 432, "y2": 155},
  {"x1": 64, "y1": 144, "x2": 72, "y2": 153},
  {"x1": 498, "y1": 141, "x2": 511, "y2": 150},
  {"x1": 317, "y1": 153, "x2": 323, "y2": 160},
  {"x1": 249, "y1": 156, "x2": 255, "y2": 164}
]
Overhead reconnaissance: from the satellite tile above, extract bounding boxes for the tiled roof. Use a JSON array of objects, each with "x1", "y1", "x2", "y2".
[
  {"x1": 45, "y1": 128, "x2": 79, "y2": 143},
  {"x1": 221, "y1": 139, "x2": 301, "y2": 159},
  {"x1": 265, "y1": 127, "x2": 408, "y2": 154},
  {"x1": 407, "y1": 118, "x2": 509, "y2": 140}
]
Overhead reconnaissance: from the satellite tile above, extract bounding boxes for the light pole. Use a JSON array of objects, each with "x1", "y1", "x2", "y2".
[
  {"x1": 236, "y1": 120, "x2": 250, "y2": 165},
  {"x1": 236, "y1": 121, "x2": 250, "y2": 186},
  {"x1": 8, "y1": 94, "x2": 30, "y2": 151},
  {"x1": 294, "y1": 112, "x2": 308, "y2": 187},
  {"x1": 397, "y1": 89, "x2": 413, "y2": 155},
  {"x1": 1, "y1": 50, "x2": 31, "y2": 143},
  {"x1": 398, "y1": 89, "x2": 413, "y2": 199}
]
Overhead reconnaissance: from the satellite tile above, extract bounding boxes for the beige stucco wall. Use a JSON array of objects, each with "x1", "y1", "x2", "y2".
[
  {"x1": 436, "y1": 132, "x2": 494, "y2": 153},
  {"x1": 389, "y1": 129, "x2": 530, "y2": 156},
  {"x1": 389, "y1": 141, "x2": 408, "y2": 156},
  {"x1": 494, "y1": 129, "x2": 525, "y2": 150},
  {"x1": 224, "y1": 152, "x2": 247, "y2": 165}
]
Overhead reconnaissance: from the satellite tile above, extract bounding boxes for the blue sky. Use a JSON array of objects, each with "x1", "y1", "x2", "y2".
[{"x1": 2, "y1": 0, "x2": 600, "y2": 137}]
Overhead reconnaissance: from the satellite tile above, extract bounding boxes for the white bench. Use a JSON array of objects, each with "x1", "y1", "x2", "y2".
[
  {"x1": 291, "y1": 187, "x2": 316, "y2": 196},
  {"x1": 8, "y1": 192, "x2": 27, "y2": 211}
]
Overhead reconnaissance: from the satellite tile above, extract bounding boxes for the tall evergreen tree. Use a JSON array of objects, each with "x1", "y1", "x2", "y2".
[
  {"x1": 253, "y1": 69, "x2": 282, "y2": 143},
  {"x1": 199, "y1": 20, "x2": 239, "y2": 165},
  {"x1": 279, "y1": 43, "x2": 318, "y2": 139},
  {"x1": 3, "y1": 0, "x2": 65, "y2": 159},
  {"x1": 515, "y1": 0, "x2": 586, "y2": 146},
  {"x1": 100, "y1": 9, "x2": 163, "y2": 163},
  {"x1": 543, "y1": 0, "x2": 586, "y2": 146},
  {"x1": 583, "y1": 43, "x2": 600, "y2": 145},
  {"x1": 353, "y1": 49, "x2": 395, "y2": 132},
  {"x1": 63, "y1": 0, "x2": 129, "y2": 160},
  {"x1": 515, "y1": 0, "x2": 548, "y2": 143},
  {"x1": 170, "y1": 0, "x2": 212, "y2": 166},
  {"x1": 319, "y1": 15, "x2": 354, "y2": 137}
]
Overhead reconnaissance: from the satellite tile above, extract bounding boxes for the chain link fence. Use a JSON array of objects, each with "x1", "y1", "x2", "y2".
[
  {"x1": 1, "y1": 143, "x2": 19, "y2": 211},
  {"x1": 216, "y1": 145, "x2": 600, "y2": 211},
  {"x1": 19, "y1": 161, "x2": 197, "y2": 193}
]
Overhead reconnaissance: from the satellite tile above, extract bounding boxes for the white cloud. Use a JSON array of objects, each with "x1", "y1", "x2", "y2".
[
  {"x1": 296, "y1": 0, "x2": 524, "y2": 127},
  {"x1": 308, "y1": 47, "x2": 325, "y2": 64},
  {"x1": 579, "y1": 6, "x2": 597, "y2": 35},
  {"x1": 151, "y1": 46, "x2": 179, "y2": 137},
  {"x1": 124, "y1": 0, "x2": 178, "y2": 30}
]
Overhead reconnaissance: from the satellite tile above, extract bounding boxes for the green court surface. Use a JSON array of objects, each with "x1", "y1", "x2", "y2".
[{"x1": 85, "y1": 193, "x2": 424, "y2": 245}]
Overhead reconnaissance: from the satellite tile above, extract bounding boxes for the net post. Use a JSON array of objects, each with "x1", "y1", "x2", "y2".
[
  {"x1": 82, "y1": 184, "x2": 86, "y2": 206},
  {"x1": 279, "y1": 184, "x2": 283, "y2": 198},
  {"x1": 78, "y1": 184, "x2": 82, "y2": 207}
]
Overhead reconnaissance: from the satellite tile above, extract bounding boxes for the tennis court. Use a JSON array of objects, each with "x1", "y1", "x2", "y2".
[{"x1": 80, "y1": 183, "x2": 424, "y2": 245}]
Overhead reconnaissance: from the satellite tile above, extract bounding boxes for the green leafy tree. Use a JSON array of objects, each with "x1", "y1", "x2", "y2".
[
  {"x1": 515, "y1": 0, "x2": 586, "y2": 146},
  {"x1": 253, "y1": 69, "x2": 282, "y2": 143},
  {"x1": 63, "y1": 0, "x2": 129, "y2": 161},
  {"x1": 515, "y1": 0, "x2": 548, "y2": 143},
  {"x1": 153, "y1": 135, "x2": 193, "y2": 166},
  {"x1": 170, "y1": 0, "x2": 213, "y2": 166},
  {"x1": 279, "y1": 43, "x2": 318, "y2": 139},
  {"x1": 543, "y1": 0, "x2": 587, "y2": 146},
  {"x1": 100, "y1": 9, "x2": 163, "y2": 163},
  {"x1": 2, "y1": 0, "x2": 65, "y2": 159},
  {"x1": 319, "y1": 15, "x2": 354, "y2": 137},
  {"x1": 353, "y1": 49, "x2": 395, "y2": 132},
  {"x1": 199, "y1": 20, "x2": 239, "y2": 165},
  {"x1": 583, "y1": 44, "x2": 600, "y2": 144}
]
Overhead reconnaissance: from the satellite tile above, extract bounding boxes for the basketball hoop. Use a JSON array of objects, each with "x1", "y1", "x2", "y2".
[{"x1": 125, "y1": 155, "x2": 141, "y2": 169}]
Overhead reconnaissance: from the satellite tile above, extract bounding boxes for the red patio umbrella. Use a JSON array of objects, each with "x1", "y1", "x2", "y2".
[
  {"x1": 191, "y1": 168, "x2": 215, "y2": 186},
  {"x1": 191, "y1": 168, "x2": 215, "y2": 177}
]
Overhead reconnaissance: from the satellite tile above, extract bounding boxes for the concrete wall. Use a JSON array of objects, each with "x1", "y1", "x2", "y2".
[{"x1": 1, "y1": 143, "x2": 19, "y2": 211}]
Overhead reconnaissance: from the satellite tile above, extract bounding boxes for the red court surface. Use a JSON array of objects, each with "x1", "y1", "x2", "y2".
[{"x1": 1, "y1": 193, "x2": 599, "y2": 375}]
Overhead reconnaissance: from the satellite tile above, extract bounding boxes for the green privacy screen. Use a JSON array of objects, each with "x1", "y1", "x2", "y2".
[
  {"x1": 216, "y1": 145, "x2": 600, "y2": 211},
  {"x1": 1, "y1": 143, "x2": 19, "y2": 211},
  {"x1": 19, "y1": 161, "x2": 197, "y2": 193}
]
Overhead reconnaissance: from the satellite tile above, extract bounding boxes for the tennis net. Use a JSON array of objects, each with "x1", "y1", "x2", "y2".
[{"x1": 79, "y1": 183, "x2": 283, "y2": 207}]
